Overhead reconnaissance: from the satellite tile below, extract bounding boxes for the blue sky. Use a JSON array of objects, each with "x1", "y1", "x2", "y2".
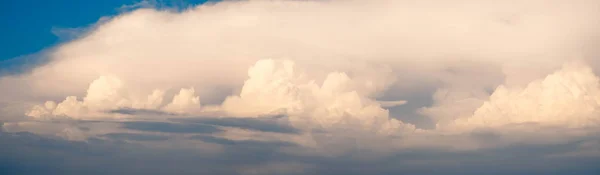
[
  {"x1": 0, "y1": 0, "x2": 209, "y2": 62},
  {"x1": 2, "y1": 0, "x2": 130, "y2": 61}
]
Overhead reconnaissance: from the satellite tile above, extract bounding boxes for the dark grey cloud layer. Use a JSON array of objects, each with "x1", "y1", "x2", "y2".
[
  {"x1": 0, "y1": 131, "x2": 235, "y2": 175},
  {"x1": 102, "y1": 133, "x2": 170, "y2": 141},
  {"x1": 1, "y1": 128, "x2": 599, "y2": 175}
]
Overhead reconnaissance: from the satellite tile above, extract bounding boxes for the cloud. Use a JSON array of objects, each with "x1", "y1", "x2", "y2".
[
  {"x1": 189, "y1": 135, "x2": 297, "y2": 148},
  {"x1": 446, "y1": 62, "x2": 600, "y2": 130},
  {"x1": 220, "y1": 59, "x2": 414, "y2": 135},
  {"x1": 0, "y1": 50, "x2": 54, "y2": 77},
  {"x1": 22, "y1": 57, "x2": 412, "y2": 139},
  {"x1": 4, "y1": 0, "x2": 598, "y2": 105},
  {"x1": 172, "y1": 117, "x2": 301, "y2": 134},
  {"x1": 237, "y1": 162, "x2": 313, "y2": 175},
  {"x1": 378, "y1": 100, "x2": 407, "y2": 108},
  {"x1": 2, "y1": 0, "x2": 600, "y2": 173},
  {"x1": 24, "y1": 76, "x2": 202, "y2": 119},
  {"x1": 122, "y1": 121, "x2": 222, "y2": 134},
  {"x1": 102, "y1": 132, "x2": 170, "y2": 141},
  {"x1": 0, "y1": 130, "x2": 241, "y2": 175},
  {"x1": 2, "y1": 0, "x2": 599, "y2": 153},
  {"x1": 162, "y1": 87, "x2": 201, "y2": 114},
  {"x1": 2, "y1": 121, "x2": 600, "y2": 175},
  {"x1": 107, "y1": 108, "x2": 175, "y2": 116},
  {"x1": 4, "y1": 0, "x2": 599, "y2": 123},
  {"x1": 1, "y1": 121, "x2": 87, "y2": 140}
]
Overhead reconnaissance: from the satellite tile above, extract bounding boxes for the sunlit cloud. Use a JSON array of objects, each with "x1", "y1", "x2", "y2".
[{"x1": 2, "y1": 0, "x2": 600, "y2": 174}]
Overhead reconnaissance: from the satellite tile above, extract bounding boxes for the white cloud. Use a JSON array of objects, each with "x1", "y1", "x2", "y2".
[
  {"x1": 25, "y1": 76, "x2": 201, "y2": 119},
  {"x1": 51, "y1": 96, "x2": 87, "y2": 118},
  {"x1": 163, "y1": 87, "x2": 201, "y2": 114},
  {"x1": 83, "y1": 76, "x2": 130, "y2": 110},
  {"x1": 447, "y1": 62, "x2": 600, "y2": 130},
  {"x1": 221, "y1": 59, "x2": 414, "y2": 136},
  {"x1": 221, "y1": 59, "x2": 305, "y2": 117},
  {"x1": 3, "y1": 0, "x2": 597, "y2": 105}
]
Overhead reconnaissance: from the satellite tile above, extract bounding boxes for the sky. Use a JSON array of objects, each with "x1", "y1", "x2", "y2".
[
  {"x1": 0, "y1": 0, "x2": 209, "y2": 61},
  {"x1": 1, "y1": 0, "x2": 600, "y2": 174}
]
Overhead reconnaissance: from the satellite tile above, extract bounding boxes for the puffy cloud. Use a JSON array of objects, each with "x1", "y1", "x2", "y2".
[
  {"x1": 23, "y1": 57, "x2": 407, "y2": 137},
  {"x1": 81, "y1": 76, "x2": 130, "y2": 110},
  {"x1": 51, "y1": 96, "x2": 87, "y2": 118},
  {"x1": 163, "y1": 88, "x2": 201, "y2": 114},
  {"x1": 221, "y1": 59, "x2": 414, "y2": 135},
  {"x1": 25, "y1": 76, "x2": 200, "y2": 119},
  {"x1": 221, "y1": 59, "x2": 305, "y2": 117},
  {"x1": 448, "y1": 62, "x2": 600, "y2": 130},
  {"x1": 137, "y1": 89, "x2": 166, "y2": 109}
]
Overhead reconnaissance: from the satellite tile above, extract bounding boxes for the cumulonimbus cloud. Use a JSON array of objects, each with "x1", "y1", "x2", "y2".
[{"x1": 1, "y1": 0, "x2": 600, "y2": 151}]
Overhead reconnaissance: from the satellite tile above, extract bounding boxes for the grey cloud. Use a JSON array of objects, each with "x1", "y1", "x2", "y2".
[
  {"x1": 1, "y1": 129, "x2": 600, "y2": 175},
  {"x1": 107, "y1": 108, "x2": 176, "y2": 116},
  {"x1": 305, "y1": 143, "x2": 600, "y2": 175},
  {"x1": 102, "y1": 133, "x2": 170, "y2": 141},
  {"x1": 171, "y1": 117, "x2": 300, "y2": 134},
  {"x1": 122, "y1": 121, "x2": 222, "y2": 134},
  {"x1": 0, "y1": 131, "x2": 236, "y2": 175},
  {"x1": 189, "y1": 135, "x2": 297, "y2": 148}
]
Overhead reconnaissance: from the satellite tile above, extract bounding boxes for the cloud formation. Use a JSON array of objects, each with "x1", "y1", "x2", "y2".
[
  {"x1": 1, "y1": 0, "x2": 597, "y2": 150},
  {"x1": 2, "y1": 0, "x2": 600, "y2": 173},
  {"x1": 4, "y1": 0, "x2": 598, "y2": 105},
  {"x1": 25, "y1": 76, "x2": 201, "y2": 119},
  {"x1": 220, "y1": 59, "x2": 412, "y2": 135},
  {"x1": 450, "y1": 62, "x2": 600, "y2": 129}
]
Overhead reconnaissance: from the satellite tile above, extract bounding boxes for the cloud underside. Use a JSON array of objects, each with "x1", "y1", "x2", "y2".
[{"x1": 2, "y1": 0, "x2": 600, "y2": 173}]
